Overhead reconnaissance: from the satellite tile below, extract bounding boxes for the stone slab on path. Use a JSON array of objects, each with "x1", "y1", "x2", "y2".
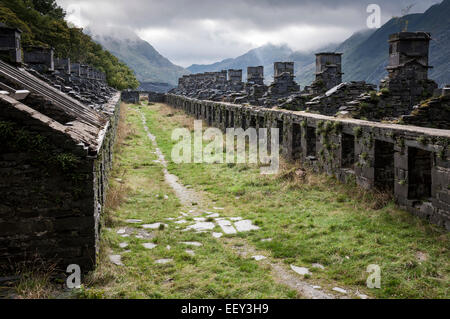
[{"x1": 109, "y1": 255, "x2": 124, "y2": 266}]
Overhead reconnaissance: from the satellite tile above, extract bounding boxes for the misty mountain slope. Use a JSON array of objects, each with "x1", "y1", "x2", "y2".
[
  {"x1": 339, "y1": 0, "x2": 450, "y2": 86},
  {"x1": 184, "y1": 1, "x2": 448, "y2": 88},
  {"x1": 89, "y1": 28, "x2": 189, "y2": 85},
  {"x1": 188, "y1": 44, "x2": 294, "y2": 82}
]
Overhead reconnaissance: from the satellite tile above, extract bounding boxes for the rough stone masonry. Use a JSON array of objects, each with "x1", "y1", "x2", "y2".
[
  {"x1": 0, "y1": 24, "x2": 119, "y2": 272},
  {"x1": 167, "y1": 31, "x2": 450, "y2": 230}
]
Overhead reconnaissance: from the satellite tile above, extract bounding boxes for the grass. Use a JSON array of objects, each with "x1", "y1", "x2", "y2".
[
  {"x1": 117, "y1": 102, "x2": 448, "y2": 299},
  {"x1": 6, "y1": 259, "x2": 60, "y2": 299},
  {"x1": 77, "y1": 102, "x2": 296, "y2": 299},
  {"x1": 10, "y1": 101, "x2": 449, "y2": 299}
]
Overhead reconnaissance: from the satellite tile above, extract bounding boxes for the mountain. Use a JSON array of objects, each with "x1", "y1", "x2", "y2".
[
  {"x1": 0, "y1": 0, "x2": 138, "y2": 90},
  {"x1": 336, "y1": 0, "x2": 450, "y2": 86},
  {"x1": 186, "y1": 0, "x2": 449, "y2": 88},
  {"x1": 188, "y1": 44, "x2": 294, "y2": 83},
  {"x1": 88, "y1": 27, "x2": 189, "y2": 86}
]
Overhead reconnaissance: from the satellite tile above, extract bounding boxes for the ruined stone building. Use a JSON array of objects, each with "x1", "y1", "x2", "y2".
[
  {"x1": 305, "y1": 53, "x2": 343, "y2": 95},
  {"x1": 0, "y1": 24, "x2": 120, "y2": 272},
  {"x1": 174, "y1": 32, "x2": 448, "y2": 131},
  {"x1": 169, "y1": 31, "x2": 449, "y2": 230}
]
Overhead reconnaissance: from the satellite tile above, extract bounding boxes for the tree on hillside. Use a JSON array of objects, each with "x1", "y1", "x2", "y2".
[
  {"x1": 32, "y1": 0, "x2": 65, "y2": 20},
  {"x1": 0, "y1": 0, "x2": 139, "y2": 90}
]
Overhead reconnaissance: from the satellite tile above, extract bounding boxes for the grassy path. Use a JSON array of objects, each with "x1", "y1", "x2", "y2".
[{"x1": 79, "y1": 102, "x2": 449, "y2": 299}]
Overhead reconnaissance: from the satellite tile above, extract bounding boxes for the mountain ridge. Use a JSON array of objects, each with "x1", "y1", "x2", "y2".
[
  {"x1": 88, "y1": 27, "x2": 190, "y2": 86},
  {"x1": 185, "y1": 0, "x2": 449, "y2": 87}
]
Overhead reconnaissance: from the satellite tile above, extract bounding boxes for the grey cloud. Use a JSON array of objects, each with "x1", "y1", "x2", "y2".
[{"x1": 56, "y1": 0, "x2": 442, "y2": 66}]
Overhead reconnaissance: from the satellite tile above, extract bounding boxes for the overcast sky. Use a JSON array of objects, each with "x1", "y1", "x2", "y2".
[{"x1": 56, "y1": 0, "x2": 441, "y2": 67}]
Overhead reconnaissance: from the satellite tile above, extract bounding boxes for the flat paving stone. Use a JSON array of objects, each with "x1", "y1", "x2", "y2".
[
  {"x1": 212, "y1": 232, "x2": 223, "y2": 238},
  {"x1": 142, "y1": 243, "x2": 157, "y2": 249},
  {"x1": 230, "y1": 217, "x2": 243, "y2": 221},
  {"x1": 290, "y1": 265, "x2": 311, "y2": 276},
  {"x1": 126, "y1": 219, "x2": 143, "y2": 224},
  {"x1": 213, "y1": 207, "x2": 224, "y2": 210},
  {"x1": 217, "y1": 219, "x2": 237, "y2": 234},
  {"x1": 185, "y1": 250, "x2": 195, "y2": 256},
  {"x1": 234, "y1": 220, "x2": 260, "y2": 232},
  {"x1": 119, "y1": 243, "x2": 129, "y2": 248},
  {"x1": 206, "y1": 213, "x2": 220, "y2": 218},
  {"x1": 117, "y1": 228, "x2": 126, "y2": 234},
  {"x1": 142, "y1": 223, "x2": 167, "y2": 229},
  {"x1": 180, "y1": 241, "x2": 203, "y2": 247},
  {"x1": 155, "y1": 259, "x2": 173, "y2": 264},
  {"x1": 175, "y1": 219, "x2": 188, "y2": 224},
  {"x1": 186, "y1": 222, "x2": 215, "y2": 231},
  {"x1": 109, "y1": 255, "x2": 124, "y2": 266},
  {"x1": 332, "y1": 287, "x2": 347, "y2": 294},
  {"x1": 252, "y1": 255, "x2": 267, "y2": 261},
  {"x1": 194, "y1": 217, "x2": 206, "y2": 222}
]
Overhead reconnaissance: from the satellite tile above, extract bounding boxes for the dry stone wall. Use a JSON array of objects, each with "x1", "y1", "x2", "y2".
[
  {"x1": 166, "y1": 93, "x2": 450, "y2": 230},
  {"x1": 0, "y1": 93, "x2": 121, "y2": 273}
]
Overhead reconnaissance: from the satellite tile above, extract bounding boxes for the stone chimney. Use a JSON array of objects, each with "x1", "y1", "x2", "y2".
[
  {"x1": 274, "y1": 62, "x2": 294, "y2": 78},
  {"x1": 247, "y1": 66, "x2": 264, "y2": 85},
  {"x1": 228, "y1": 69, "x2": 242, "y2": 83},
  {"x1": 217, "y1": 70, "x2": 227, "y2": 84},
  {"x1": 0, "y1": 23, "x2": 22, "y2": 65},
  {"x1": 55, "y1": 57, "x2": 71, "y2": 75},
  {"x1": 380, "y1": 32, "x2": 437, "y2": 107},
  {"x1": 80, "y1": 64, "x2": 89, "y2": 78},
  {"x1": 71, "y1": 63, "x2": 81, "y2": 77},
  {"x1": 315, "y1": 52, "x2": 343, "y2": 90},
  {"x1": 386, "y1": 32, "x2": 432, "y2": 81},
  {"x1": 23, "y1": 46, "x2": 54, "y2": 72}
]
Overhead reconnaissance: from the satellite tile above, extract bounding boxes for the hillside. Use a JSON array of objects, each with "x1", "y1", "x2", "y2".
[
  {"x1": 90, "y1": 28, "x2": 189, "y2": 86},
  {"x1": 0, "y1": 0, "x2": 138, "y2": 90},
  {"x1": 186, "y1": 0, "x2": 449, "y2": 88},
  {"x1": 339, "y1": 0, "x2": 450, "y2": 86}
]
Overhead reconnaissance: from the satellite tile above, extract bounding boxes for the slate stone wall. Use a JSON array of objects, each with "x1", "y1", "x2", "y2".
[
  {"x1": 167, "y1": 94, "x2": 450, "y2": 230},
  {"x1": 0, "y1": 95, "x2": 121, "y2": 273},
  {"x1": 121, "y1": 91, "x2": 139, "y2": 104}
]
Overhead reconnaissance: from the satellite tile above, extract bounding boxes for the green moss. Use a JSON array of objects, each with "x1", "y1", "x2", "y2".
[
  {"x1": 416, "y1": 136, "x2": 427, "y2": 145},
  {"x1": 353, "y1": 126, "x2": 363, "y2": 139},
  {"x1": 360, "y1": 152, "x2": 369, "y2": 161},
  {"x1": 53, "y1": 153, "x2": 81, "y2": 172},
  {"x1": 332, "y1": 121, "x2": 343, "y2": 134},
  {"x1": 0, "y1": 120, "x2": 85, "y2": 195},
  {"x1": 396, "y1": 137, "x2": 405, "y2": 149}
]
